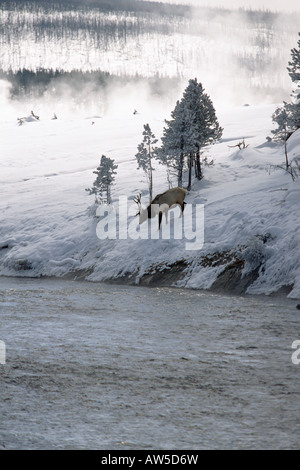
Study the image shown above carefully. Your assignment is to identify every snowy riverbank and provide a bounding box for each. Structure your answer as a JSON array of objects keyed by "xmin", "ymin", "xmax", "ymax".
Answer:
[{"xmin": 1, "ymin": 102, "xmax": 300, "ymax": 298}]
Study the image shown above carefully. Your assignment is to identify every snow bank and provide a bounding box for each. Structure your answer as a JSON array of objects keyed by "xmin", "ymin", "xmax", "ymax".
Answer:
[{"xmin": 0, "ymin": 104, "xmax": 299, "ymax": 298}]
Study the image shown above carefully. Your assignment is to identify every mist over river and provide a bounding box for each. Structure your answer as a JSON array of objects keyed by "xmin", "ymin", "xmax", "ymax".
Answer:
[{"xmin": 0, "ymin": 277, "xmax": 300, "ymax": 449}]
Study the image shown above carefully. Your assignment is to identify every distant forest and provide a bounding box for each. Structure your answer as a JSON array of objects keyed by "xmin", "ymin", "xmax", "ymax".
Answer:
[
  {"xmin": 0, "ymin": 0, "xmax": 285, "ymax": 25},
  {"xmin": 1, "ymin": 0, "xmax": 299, "ymax": 104},
  {"xmin": 0, "ymin": 0, "xmax": 286, "ymax": 22},
  {"xmin": 0, "ymin": 0, "xmax": 191, "ymax": 16},
  {"xmin": 0, "ymin": 68, "xmax": 180, "ymax": 99}
]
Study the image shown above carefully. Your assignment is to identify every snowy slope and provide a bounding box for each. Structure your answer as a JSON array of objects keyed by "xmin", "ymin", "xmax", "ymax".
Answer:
[{"xmin": 0, "ymin": 102, "xmax": 300, "ymax": 298}]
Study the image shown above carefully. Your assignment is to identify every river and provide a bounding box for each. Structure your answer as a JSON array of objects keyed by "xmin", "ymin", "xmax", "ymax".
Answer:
[{"xmin": 0, "ymin": 276, "xmax": 299, "ymax": 449}]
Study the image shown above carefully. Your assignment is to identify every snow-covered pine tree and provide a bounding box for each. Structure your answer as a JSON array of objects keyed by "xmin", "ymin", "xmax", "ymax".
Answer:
[
  {"xmin": 159, "ymin": 99, "xmax": 190, "ymax": 188},
  {"xmin": 182, "ymin": 78, "xmax": 223, "ymax": 188},
  {"xmin": 159, "ymin": 78, "xmax": 222, "ymax": 189},
  {"xmin": 272, "ymin": 32, "xmax": 300, "ymax": 141},
  {"xmin": 288, "ymin": 32, "xmax": 300, "ymax": 83},
  {"xmin": 135, "ymin": 124, "xmax": 158, "ymax": 202},
  {"xmin": 86, "ymin": 155, "xmax": 118, "ymax": 204}
]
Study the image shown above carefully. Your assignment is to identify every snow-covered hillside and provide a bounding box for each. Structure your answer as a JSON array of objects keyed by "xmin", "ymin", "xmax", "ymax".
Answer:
[{"xmin": 0, "ymin": 101, "xmax": 300, "ymax": 298}]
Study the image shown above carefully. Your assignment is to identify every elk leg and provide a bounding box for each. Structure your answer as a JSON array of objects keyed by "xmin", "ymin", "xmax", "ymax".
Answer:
[
  {"xmin": 165, "ymin": 210, "xmax": 168, "ymax": 224},
  {"xmin": 179, "ymin": 201, "xmax": 186, "ymax": 218},
  {"xmin": 158, "ymin": 211, "xmax": 163, "ymax": 230}
]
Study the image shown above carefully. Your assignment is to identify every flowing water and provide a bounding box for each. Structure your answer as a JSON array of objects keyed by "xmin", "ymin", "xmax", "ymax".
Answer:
[{"xmin": 0, "ymin": 276, "xmax": 300, "ymax": 450}]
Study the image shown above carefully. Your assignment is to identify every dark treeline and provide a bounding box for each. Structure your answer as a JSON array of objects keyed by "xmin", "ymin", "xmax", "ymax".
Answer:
[
  {"xmin": 0, "ymin": 68, "xmax": 109, "ymax": 97},
  {"xmin": 0, "ymin": 0, "xmax": 191, "ymax": 17},
  {"xmin": 0, "ymin": 68, "xmax": 284, "ymax": 105},
  {"xmin": 0, "ymin": 68, "xmax": 180, "ymax": 99}
]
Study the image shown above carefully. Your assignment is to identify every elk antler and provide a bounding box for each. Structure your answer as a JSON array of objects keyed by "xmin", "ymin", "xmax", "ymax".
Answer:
[
  {"xmin": 133, "ymin": 193, "xmax": 142, "ymax": 216},
  {"xmin": 133, "ymin": 193, "xmax": 142, "ymax": 205}
]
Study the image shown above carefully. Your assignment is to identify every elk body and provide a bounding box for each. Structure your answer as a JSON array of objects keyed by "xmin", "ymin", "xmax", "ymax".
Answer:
[{"xmin": 134, "ymin": 187, "xmax": 187, "ymax": 230}]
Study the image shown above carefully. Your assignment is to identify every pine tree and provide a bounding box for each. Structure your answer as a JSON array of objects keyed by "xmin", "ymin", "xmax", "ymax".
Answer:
[
  {"xmin": 182, "ymin": 78, "xmax": 223, "ymax": 188},
  {"xmin": 287, "ymin": 32, "xmax": 300, "ymax": 82},
  {"xmin": 135, "ymin": 123, "xmax": 158, "ymax": 202},
  {"xmin": 159, "ymin": 99, "xmax": 190, "ymax": 188},
  {"xmin": 86, "ymin": 155, "xmax": 118, "ymax": 204},
  {"xmin": 159, "ymin": 78, "xmax": 222, "ymax": 189},
  {"xmin": 272, "ymin": 33, "xmax": 300, "ymax": 141}
]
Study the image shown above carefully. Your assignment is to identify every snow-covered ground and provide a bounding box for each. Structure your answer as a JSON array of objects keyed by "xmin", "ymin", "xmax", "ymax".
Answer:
[{"xmin": 1, "ymin": 97, "xmax": 300, "ymax": 298}]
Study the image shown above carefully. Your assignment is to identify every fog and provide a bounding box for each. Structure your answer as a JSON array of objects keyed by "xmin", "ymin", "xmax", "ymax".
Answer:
[
  {"xmin": 148, "ymin": 0, "xmax": 300, "ymax": 13},
  {"xmin": 0, "ymin": 0, "xmax": 299, "ymax": 121},
  {"xmin": 0, "ymin": 79, "xmax": 183, "ymax": 126}
]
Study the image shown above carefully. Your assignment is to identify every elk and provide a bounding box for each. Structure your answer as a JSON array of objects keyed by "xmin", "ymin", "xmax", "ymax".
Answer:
[{"xmin": 134, "ymin": 187, "xmax": 187, "ymax": 230}]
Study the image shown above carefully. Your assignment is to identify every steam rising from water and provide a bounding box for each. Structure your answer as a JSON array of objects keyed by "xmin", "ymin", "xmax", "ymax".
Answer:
[
  {"xmin": 0, "ymin": 2, "xmax": 299, "ymax": 119},
  {"xmin": 0, "ymin": 75, "xmax": 184, "ymax": 123},
  {"xmin": 148, "ymin": 0, "xmax": 300, "ymax": 13}
]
